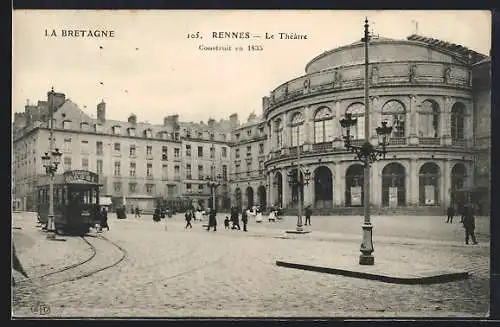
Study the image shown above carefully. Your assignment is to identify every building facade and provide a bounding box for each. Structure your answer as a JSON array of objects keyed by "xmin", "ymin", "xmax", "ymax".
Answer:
[
  {"xmin": 260, "ymin": 35, "xmax": 490, "ymax": 215},
  {"xmin": 12, "ymin": 34, "xmax": 491, "ymax": 215},
  {"xmin": 12, "ymin": 91, "xmax": 235, "ymax": 212}
]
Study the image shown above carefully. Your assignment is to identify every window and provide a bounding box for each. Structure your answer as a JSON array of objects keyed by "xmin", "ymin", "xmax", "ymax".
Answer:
[
  {"xmin": 259, "ymin": 143, "xmax": 264, "ymax": 154},
  {"xmin": 96, "ymin": 159, "xmax": 103, "ymax": 174},
  {"xmin": 274, "ymin": 119, "xmax": 283, "ymax": 149},
  {"xmin": 174, "ymin": 132, "xmax": 180, "ymax": 141},
  {"xmin": 82, "ymin": 158, "xmax": 89, "ymax": 170},
  {"xmin": 114, "ymin": 143, "xmax": 121, "ymax": 153},
  {"xmin": 114, "ymin": 182, "xmax": 122, "ymax": 192},
  {"xmin": 174, "ymin": 165, "xmax": 180, "ymax": 179},
  {"xmin": 63, "ymin": 138, "xmax": 72, "ymax": 153},
  {"xmin": 235, "ymin": 148, "xmax": 240, "ymax": 158},
  {"xmin": 185, "ymin": 144, "xmax": 191, "ymax": 156},
  {"xmin": 162, "ymin": 164, "xmax": 168, "ymax": 180},
  {"xmin": 247, "ymin": 129, "xmax": 252, "ymax": 136},
  {"xmin": 64, "ymin": 157, "xmax": 72, "ymax": 171},
  {"xmin": 174, "ymin": 148, "xmax": 180, "ymax": 158},
  {"xmin": 130, "ymin": 145, "xmax": 136, "ymax": 157},
  {"xmin": 80, "ymin": 122, "xmax": 89, "ymax": 130},
  {"xmin": 259, "ymin": 126, "xmax": 265, "ymax": 135},
  {"xmin": 198, "ymin": 184, "xmax": 204, "ymax": 192},
  {"xmin": 259, "ymin": 161, "xmax": 264, "ymax": 174},
  {"xmin": 146, "ymin": 184, "xmax": 155, "ymax": 194},
  {"xmin": 167, "ymin": 185, "xmax": 175, "ymax": 197},
  {"xmin": 161, "ymin": 132, "xmax": 168, "ymax": 139},
  {"xmin": 162, "ymin": 146, "xmax": 168, "ymax": 160},
  {"xmin": 114, "ymin": 161, "xmax": 121, "ymax": 176},
  {"xmin": 186, "ymin": 164, "xmax": 192, "ymax": 179},
  {"xmin": 63, "ymin": 120, "xmax": 72, "ymax": 129},
  {"xmin": 146, "ymin": 146, "xmax": 152, "ymax": 156},
  {"xmin": 210, "ymin": 133, "xmax": 214, "ymax": 140},
  {"xmin": 129, "ymin": 183, "xmax": 136, "ymax": 193},
  {"xmin": 222, "ymin": 165, "xmax": 227, "ymax": 180},
  {"xmin": 418, "ymin": 100, "xmax": 440, "ymax": 138},
  {"xmin": 246, "ymin": 146, "xmax": 252, "ymax": 156},
  {"xmin": 147, "ymin": 163, "xmax": 153, "ymax": 177},
  {"xmin": 198, "ymin": 165, "xmax": 204, "ymax": 179},
  {"xmin": 186, "ymin": 129, "xmax": 191, "ymax": 138},
  {"xmin": 381, "ymin": 100, "xmax": 406, "ymax": 138},
  {"xmin": 314, "ymin": 107, "xmax": 334, "ymax": 143},
  {"xmin": 210, "ymin": 146, "xmax": 215, "ymax": 159},
  {"xmin": 345, "ymin": 103, "xmax": 365, "ymax": 140},
  {"xmin": 128, "ymin": 128, "xmax": 136, "ymax": 136},
  {"xmin": 145, "ymin": 129, "xmax": 152, "ymax": 138},
  {"xmin": 96, "ymin": 141, "xmax": 103, "ymax": 155},
  {"xmin": 186, "ymin": 184, "xmax": 192, "ymax": 192},
  {"xmin": 94, "ymin": 124, "xmax": 103, "ymax": 133},
  {"xmin": 113, "ymin": 126, "xmax": 121, "ymax": 135},
  {"xmin": 81, "ymin": 140, "xmax": 89, "ymax": 154},
  {"xmin": 235, "ymin": 164, "xmax": 240, "ymax": 177},
  {"xmin": 222, "ymin": 147, "xmax": 227, "ymax": 158},
  {"xmin": 198, "ymin": 146, "xmax": 203, "ymax": 157},
  {"xmin": 290, "ymin": 112, "xmax": 305, "ymax": 146},
  {"xmin": 451, "ymin": 102, "xmax": 466, "ymax": 141},
  {"xmin": 130, "ymin": 162, "xmax": 136, "ymax": 177}
]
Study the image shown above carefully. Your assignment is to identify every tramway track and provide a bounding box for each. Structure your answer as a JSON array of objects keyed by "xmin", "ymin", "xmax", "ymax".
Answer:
[{"xmin": 16, "ymin": 234, "xmax": 127, "ymax": 290}]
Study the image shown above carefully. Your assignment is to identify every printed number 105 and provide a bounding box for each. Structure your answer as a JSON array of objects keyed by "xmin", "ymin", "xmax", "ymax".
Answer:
[{"xmin": 248, "ymin": 45, "xmax": 263, "ymax": 51}]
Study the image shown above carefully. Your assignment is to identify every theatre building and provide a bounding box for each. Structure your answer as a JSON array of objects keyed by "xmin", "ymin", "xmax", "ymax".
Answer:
[{"xmin": 259, "ymin": 35, "xmax": 490, "ymax": 215}]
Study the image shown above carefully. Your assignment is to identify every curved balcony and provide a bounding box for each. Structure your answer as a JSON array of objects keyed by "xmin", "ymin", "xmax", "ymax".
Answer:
[{"xmin": 263, "ymin": 61, "xmax": 471, "ymax": 115}]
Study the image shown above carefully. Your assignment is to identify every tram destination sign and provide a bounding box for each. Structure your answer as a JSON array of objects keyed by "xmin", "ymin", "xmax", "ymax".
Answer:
[{"xmin": 64, "ymin": 170, "xmax": 99, "ymax": 184}]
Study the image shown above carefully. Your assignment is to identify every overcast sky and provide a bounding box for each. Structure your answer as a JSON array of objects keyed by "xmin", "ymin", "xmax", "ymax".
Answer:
[{"xmin": 12, "ymin": 10, "xmax": 491, "ymax": 124}]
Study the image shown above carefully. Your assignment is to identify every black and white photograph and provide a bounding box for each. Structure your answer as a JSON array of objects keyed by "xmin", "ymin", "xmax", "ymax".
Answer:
[{"xmin": 11, "ymin": 10, "xmax": 491, "ymax": 318}]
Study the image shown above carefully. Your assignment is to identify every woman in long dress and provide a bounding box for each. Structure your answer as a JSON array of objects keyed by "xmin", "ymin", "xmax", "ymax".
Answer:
[{"xmin": 255, "ymin": 207, "xmax": 263, "ymax": 223}]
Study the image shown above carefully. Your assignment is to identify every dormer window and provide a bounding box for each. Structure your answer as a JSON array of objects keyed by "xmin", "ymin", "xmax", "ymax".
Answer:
[
  {"xmin": 113, "ymin": 126, "xmax": 121, "ymax": 135},
  {"xmin": 128, "ymin": 128, "xmax": 136, "ymax": 136},
  {"xmin": 235, "ymin": 133, "xmax": 240, "ymax": 140},
  {"xmin": 161, "ymin": 131, "xmax": 168, "ymax": 139},
  {"xmin": 94, "ymin": 124, "xmax": 103, "ymax": 133},
  {"xmin": 198, "ymin": 132, "xmax": 203, "ymax": 139},
  {"xmin": 247, "ymin": 129, "xmax": 252, "ymax": 136},
  {"xmin": 186, "ymin": 130, "xmax": 191, "ymax": 138},
  {"xmin": 145, "ymin": 129, "xmax": 152, "ymax": 138},
  {"xmin": 63, "ymin": 120, "xmax": 72, "ymax": 129},
  {"xmin": 80, "ymin": 122, "xmax": 89, "ymax": 130},
  {"xmin": 258, "ymin": 126, "xmax": 265, "ymax": 135}
]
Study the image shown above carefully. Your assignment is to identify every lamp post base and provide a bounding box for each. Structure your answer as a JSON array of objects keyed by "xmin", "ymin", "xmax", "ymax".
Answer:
[
  {"xmin": 359, "ymin": 254, "xmax": 374, "ymax": 265},
  {"xmin": 46, "ymin": 231, "xmax": 57, "ymax": 240}
]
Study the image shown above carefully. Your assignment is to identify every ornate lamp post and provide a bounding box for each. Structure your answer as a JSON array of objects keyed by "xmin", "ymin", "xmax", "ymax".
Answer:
[
  {"xmin": 285, "ymin": 163, "xmax": 311, "ymax": 233},
  {"xmin": 41, "ymin": 148, "xmax": 62, "ymax": 239},
  {"xmin": 339, "ymin": 18, "xmax": 393, "ymax": 265},
  {"xmin": 205, "ymin": 170, "xmax": 222, "ymax": 212}
]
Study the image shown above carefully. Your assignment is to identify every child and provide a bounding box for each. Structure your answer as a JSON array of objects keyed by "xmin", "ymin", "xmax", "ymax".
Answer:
[{"xmin": 224, "ymin": 216, "xmax": 230, "ymax": 229}]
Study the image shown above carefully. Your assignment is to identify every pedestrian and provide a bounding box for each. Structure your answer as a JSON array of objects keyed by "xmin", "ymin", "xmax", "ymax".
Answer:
[
  {"xmin": 224, "ymin": 216, "xmax": 230, "ymax": 229},
  {"xmin": 100, "ymin": 207, "xmax": 109, "ymax": 231},
  {"xmin": 463, "ymin": 204, "xmax": 478, "ymax": 245},
  {"xmin": 242, "ymin": 210, "xmax": 248, "ymax": 232},
  {"xmin": 268, "ymin": 208, "xmax": 276, "ymax": 222},
  {"xmin": 446, "ymin": 205, "xmax": 455, "ymax": 223},
  {"xmin": 207, "ymin": 210, "xmax": 217, "ymax": 231},
  {"xmin": 135, "ymin": 206, "xmax": 141, "ymax": 218},
  {"xmin": 231, "ymin": 208, "xmax": 241, "ymax": 230},
  {"xmin": 185, "ymin": 209, "xmax": 193, "ymax": 229},
  {"xmin": 304, "ymin": 205, "xmax": 312, "ymax": 226}
]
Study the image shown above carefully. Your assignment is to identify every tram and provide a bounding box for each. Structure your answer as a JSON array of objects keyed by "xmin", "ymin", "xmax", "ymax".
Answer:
[{"xmin": 36, "ymin": 170, "xmax": 102, "ymax": 235}]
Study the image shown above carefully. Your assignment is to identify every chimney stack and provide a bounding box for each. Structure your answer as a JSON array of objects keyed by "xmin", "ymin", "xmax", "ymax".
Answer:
[
  {"xmin": 97, "ymin": 100, "xmax": 106, "ymax": 122},
  {"xmin": 229, "ymin": 113, "xmax": 239, "ymax": 128},
  {"xmin": 128, "ymin": 113, "xmax": 137, "ymax": 124}
]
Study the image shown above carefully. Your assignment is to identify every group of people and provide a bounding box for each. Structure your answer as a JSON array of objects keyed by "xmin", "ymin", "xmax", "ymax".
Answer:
[
  {"xmin": 446, "ymin": 204, "xmax": 478, "ymax": 245},
  {"xmin": 96, "ymin": 206, "xmax": 109, "ymax": 232}
]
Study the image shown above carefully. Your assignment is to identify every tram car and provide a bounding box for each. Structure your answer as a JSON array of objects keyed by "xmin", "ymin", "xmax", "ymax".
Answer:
[{"xmin": 36, "ymin": 170, "xmax": 102, "ymax": 235}]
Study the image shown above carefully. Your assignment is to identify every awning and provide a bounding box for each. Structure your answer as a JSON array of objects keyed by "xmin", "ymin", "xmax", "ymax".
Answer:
[{"xmin": 100, "ymin": 197, "xmax": 112, "ymax": 206}]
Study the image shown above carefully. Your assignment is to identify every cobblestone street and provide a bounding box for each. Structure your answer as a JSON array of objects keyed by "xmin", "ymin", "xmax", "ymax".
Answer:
[{"xmin": 12, "ymin": 212, "xmax": 490, "ymax": 318}]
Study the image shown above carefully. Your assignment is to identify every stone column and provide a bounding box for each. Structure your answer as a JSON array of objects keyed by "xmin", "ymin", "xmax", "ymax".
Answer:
[
  {"xmin": 441, "ymin": 96, "xmax": 452, "ymax": 146},
  {"xmin": 303, "ymin": 105, "xmax": 313, "ymax": 151},
  {"xmin": 442, "ymin": 160, "xmax": 452, "ymax": 207},
  {"xmin": 371, "ymin": 161, "xmax": 382, "ymax": 206},
  {"xmin": 408, "ymin": 95, "xmax": 419, "ymax": 145},
  {"xmin": 268, "ymin": 172, "xmax": 274, "ymax": 206},
  {"xmin": 282, "ymin": 112, "xmax": 290, "ymax": 149},
  {"xmin": 409, "ymin": 159, "xmax": 419, "ymax": 205},
  {"xmin": 267, "ymin": 121, "xmax": 273, "ymax": 152},
  {"xmin": 465, "ymin": 101, "xmax": 473, "ymax": 147},
  {"xmin": 281, "ymin": 169, "xmax": 290, "ymax": 208},
  {"xmin": 333, "ymin": 162, "xmax": 343, "ymax": 206}
]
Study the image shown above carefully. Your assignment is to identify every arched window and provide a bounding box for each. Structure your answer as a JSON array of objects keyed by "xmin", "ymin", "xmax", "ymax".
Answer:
[
  {"xmin": 290, "ymin": 112, "xmax": 305, "ymax": 146},
  {"xmin": 381, "ymin": 100, "xmax": 406, "ymax": 138},
  {"xmin": 273, "ymin": 118, "xmax": 283, "ymax": 149},
  {"xmin": 381, "ymin": 162, "xmax": 406, "ymax": 207},
  {"xmin": 419, "ymin": 163, "xmax": 440, "ymax": 206},
  {"xmin": 345, "ymin": 103, "xmax": 365, "ymax": 139},
  {"xmin": 451, "ymin": 102, "xmax": 466, "ymax": 141},
  {"xmin": 418, "ymin": 100, "xmax": 440, "ymax": 138},
  {"xmin": 314, "ymin": 107, "xmax": 334, "ymax": 143}
]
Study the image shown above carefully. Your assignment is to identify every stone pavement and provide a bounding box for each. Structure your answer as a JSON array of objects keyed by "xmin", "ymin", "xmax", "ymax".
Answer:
[{"xmin": 12, "ymin": 212, "xmax": 490, "ymax": 318}]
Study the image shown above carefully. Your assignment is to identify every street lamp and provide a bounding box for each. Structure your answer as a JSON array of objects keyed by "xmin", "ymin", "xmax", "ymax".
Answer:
[
  {"xmin": 286, "ymin": 166, "xmax": 311, "ymax": 233},
  {"xmin": 205, "ymin": 171, "xmax": 222, "ymax": 212},
  {"xmin": 338, "ymin": 18, "xmax": 393, "ymax": 265}
]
